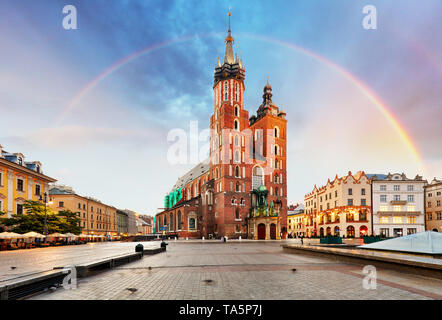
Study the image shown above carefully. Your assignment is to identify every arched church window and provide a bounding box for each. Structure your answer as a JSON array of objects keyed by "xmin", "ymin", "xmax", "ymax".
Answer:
[
  {"xmin": 224, "ymin": 81, "xmax": 228, "ymax": 101},
  {"xmin": 235, "ymin": 166, "xmax": 240, "ymax": 178},
  {"xmin": 234, "ymin": 151, "xmax": 240, "ymax": 163},
  {"xmin": 274, "ymin": 127, "xmax": 279, "ymax": 138},
  {"xmin": 177, "ymin": 211, "xmax": 182, "ymax": 230},
  {"xmin": 189, "ymin": 217, "xmax": 196, "ymax": 230},
  {"xmin": 234, "ymin": 105, "xmax": 239, "ymax": 117},
  {"xmin": 234, "ymin": 135, "xmax": 239, "ymax": 146},
  {"xmin": 234, "ymin": 119, "xmax": 239, "ymax": 131},
  {"xmin": 235, "ymin": 207, "xmax": 240, "ymax": 219},
  {"xmin": 235, "ymin": 83, "xmax": 239, "ymax": 101}
]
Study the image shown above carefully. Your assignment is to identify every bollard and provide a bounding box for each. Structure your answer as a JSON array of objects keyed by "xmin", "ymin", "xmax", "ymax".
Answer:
[
  {"xmin": 186, "ymin": 237, "xmax": 188, "ymax": 240},
  {"xmin": 161, "ymin": 241, "xmax": 168, "ymax": 251},
  {"xmin": 239, "ymin": 236, "xmax": 242, "ymax": 241},
  {"xmin": 135, "ymin": 243, "xmax": 144, "ymax": 256},
  {"xmin": 202, "ymin": 236, "xmax": 205, "ymax": 241},
  {"xmin": 174, "ymin": 237, "xmax": 177, "ymax": 241}
]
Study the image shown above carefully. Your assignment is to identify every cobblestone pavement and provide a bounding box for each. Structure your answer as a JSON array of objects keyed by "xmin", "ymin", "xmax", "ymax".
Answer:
[
  {"xmin": 30, "ymin": 241, "xmax": 442, "ymax": 300},
  {"xmin": 0, "ymin": 241, "xmax": 159, "ymax": 282}
]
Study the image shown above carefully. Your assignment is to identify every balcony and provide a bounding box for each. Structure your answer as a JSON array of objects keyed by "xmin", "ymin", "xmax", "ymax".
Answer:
[{"xmin": 390, "ymin": 200, "xmax": 407, "ymax": 205}]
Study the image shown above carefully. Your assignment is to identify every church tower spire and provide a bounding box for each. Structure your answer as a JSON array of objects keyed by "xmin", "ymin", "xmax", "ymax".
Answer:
[
  {"xmin": 213, "ymin": 10, "xmax": 245, "ymax": 88},
  {"xmin": 224, "ymin": 11, "xmax": 235, "ymax": 64}
]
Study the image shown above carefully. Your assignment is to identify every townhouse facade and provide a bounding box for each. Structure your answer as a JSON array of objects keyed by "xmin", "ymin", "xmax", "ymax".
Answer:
[
  {"xmin": 424, "ymin": 178, "xmax": 442, "ymax": 232},
  {"xmin": 49, "ymin": 185, "xmax": 117, "ymax": 236},
  {"xmin": 304, "ymin": 171, "xmax": 372, "ymax": 238},
  {"xmin": 371, "ymin": 173, "xmax": 426, "ymax": 237},
  {"xmin": 0, "ymin": 144, "xmax": 57, "ymax": 218}
]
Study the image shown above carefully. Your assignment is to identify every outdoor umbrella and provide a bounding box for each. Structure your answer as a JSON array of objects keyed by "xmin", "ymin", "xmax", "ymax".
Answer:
[
  {"xmin": 47, "ymin": 233, "xmax": 69, "ymax": 238},
  {"xmin": 23, "ymin": 232, "xmax": 45, "ymax": 239},
  {"xmin": 0, "ymin": 232, "xmax": 23, "ymax": 239},
  {"xmin": 64, "ymin": 233, "xmax": 78, "ymax": 241}
]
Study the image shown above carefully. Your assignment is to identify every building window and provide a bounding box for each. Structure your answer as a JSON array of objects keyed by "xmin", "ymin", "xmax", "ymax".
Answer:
[
  {"xmin": 234, "ymin": 151, "xmax": 240, "ymax": 163},
  {"xmin": 392, "ymin": 216, "xmax": 402, "ymax": 223},
  {"xmin": 407, "ymin": 228, "xmax": 417, "ymax": 235},
  {"xmin": 17, "ymin": 204, "xmax": 24, "ymax": 215},
  {"xmin": 274, "ymin": 127, "xmax": 279, "ymax": 138},
  {"xmin": 189, "ymin": 217, "xmax": 196, "ymax": 230},
  {"xmin": 437, "ymin": 212, "xmax": 442, "ymax": 220},
  {"xmin": 17, "ymin": 179, "xmax": 24, "ymax": 192},
  {"xmin": 380, "ymin": 228, "xmax": 389, "ymax": 237},
  {"xmin": 393, "ymin": 205, "xmax": 401, "ymax": 212},
  {"xmin": 407, "ymin": 205, "xmax": 415, "ymax": 212},
  {"xmin": 394, "ymin": 195, "xmax": 400, "ymax": 201},
  {"xmin": 224, "ymin": 82, "xmax": 228, "ymax": 101},
  {"xmin": 235, "ymin": 208, "xmax": 240, "ymax": 220},
  {"xmin": 347, "ymin": 199, "xmax": 353, "ymax": 206},
  {"xmin": 380, "ymin": 194, "xmax": 387, "ymax": 203},
  {"xmin": 407, "ymin": 185, "xmax": 414, "ymax": 191},
  {"xmin": 235, "ymin": 83, "xmax": 239, "ymax": 101},
  {"xmin": 348, "ymin": 188, "xmax": 352, "ymax": 195},
  {"xmin": 380, "ymin": 216, "xmax": 389, "ymax": 224},
  {"xmin": 407, "ymin": 195, "xmax": 414, "ymax": 203},
  {"xmin": 361, "ymin": 188, "xmax": 366, "ymax": 195},
  {"xmin": 234, "ymin": 135, "xmax": 239, "ymax": 146},
  {"xmin": 234, "ymin": 105, "xmax": 239, "ymax": 117},
  {"xmin": 406, "ymin": 216, "xmax": 416, "ymax": 224},
  {"xmin": 380, "ymin": 185, "xmax": 386, "ymax": 191},
  {"xmin": 59, "ymin": 202, "xmax": 64, "ymax": 208},
  {"xmin": 394, "ymin": 185, "xmax": 400, "ymax": 191},
  {"xmin": 18, "ymin": 157, "xmax": 23, "ymax": 166},
  {"xmin": 234, "ymin": 119, "xmax": 239, "ymax": 131},
  {"xmin": 35, "ymin": 185, "xmax": 41, "ymax": 196},
  {"xmin": 437, "ymin": 200, "xmax": 441, "ymax": 207}
]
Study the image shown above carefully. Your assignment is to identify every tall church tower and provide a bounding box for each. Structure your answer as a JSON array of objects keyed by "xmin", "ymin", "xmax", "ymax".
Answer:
[{"xmin": 209, "ymin": 12, "xmax": 251, "ymax": 238}]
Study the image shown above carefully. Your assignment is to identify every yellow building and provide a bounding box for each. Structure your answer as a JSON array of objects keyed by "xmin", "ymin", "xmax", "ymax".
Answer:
[
  {"xmin": 287, "ymin": 204, "xmax": 306, "ymax": 237},
  {"xmin": 304, "ymin": 171, "xmax": 372, "ymax": 238},
  {"xmin": 425, "ymin": 178, "xmax": 442, "ymax": 232},
  {"xmin": 0, "ymin": 144, "xmax": 57, "ymax": 218},
  {"xmin": 49, "ymin": 185, "xmax": 117, "ymax": 236}
]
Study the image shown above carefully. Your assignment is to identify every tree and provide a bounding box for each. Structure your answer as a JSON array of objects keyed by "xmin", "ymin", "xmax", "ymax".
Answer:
[
  {"xmin": 0, "ymin": 201, "xmax": 81, "ymax": 235},
  {"xmin": 57, "ymin": 210, "xmax": 82, "ymax": 234}
]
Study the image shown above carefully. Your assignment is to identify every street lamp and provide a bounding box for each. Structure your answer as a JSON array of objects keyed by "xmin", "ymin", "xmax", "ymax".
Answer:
[{"xmin": 39, "ymin": 192, "xmax": 48, "ymax": 241}]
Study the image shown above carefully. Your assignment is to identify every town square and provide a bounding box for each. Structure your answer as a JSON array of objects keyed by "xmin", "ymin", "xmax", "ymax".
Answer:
[{"xmin": 0, "ymin": 0, "xmax": 441, "ymax": 309}]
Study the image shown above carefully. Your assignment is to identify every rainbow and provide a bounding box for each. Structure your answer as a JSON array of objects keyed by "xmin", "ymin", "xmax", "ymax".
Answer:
[{"xmin": 56, "ymin": 32, "xmax": 426, "ymax": 172}]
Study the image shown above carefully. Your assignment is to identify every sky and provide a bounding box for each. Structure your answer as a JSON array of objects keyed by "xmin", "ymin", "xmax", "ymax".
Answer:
[{"xmin": 0, "ymin": 0, "xmax": 441, "ymax": 214}]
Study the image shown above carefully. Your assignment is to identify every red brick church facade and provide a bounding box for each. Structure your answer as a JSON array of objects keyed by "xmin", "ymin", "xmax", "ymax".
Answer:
[{"xmin": 156, "ymin": 14, "xmax": 288, "ymax": 239}]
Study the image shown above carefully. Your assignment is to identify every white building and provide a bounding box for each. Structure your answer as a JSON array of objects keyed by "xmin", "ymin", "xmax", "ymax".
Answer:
[{"xmin": 371, "ymin": 173, "xmax": 426, "ymax": 238}]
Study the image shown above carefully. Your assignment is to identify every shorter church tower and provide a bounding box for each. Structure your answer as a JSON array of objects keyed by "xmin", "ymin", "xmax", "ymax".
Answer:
[{"xmin": 248, "ymin": 80, "xmax": 288, "ymax": 239}]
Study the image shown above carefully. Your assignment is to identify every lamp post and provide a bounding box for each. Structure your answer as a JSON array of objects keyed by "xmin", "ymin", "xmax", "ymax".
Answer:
[{"xmin": 39, "ymin": 192, "xmax": 48, "ymax": 242}]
